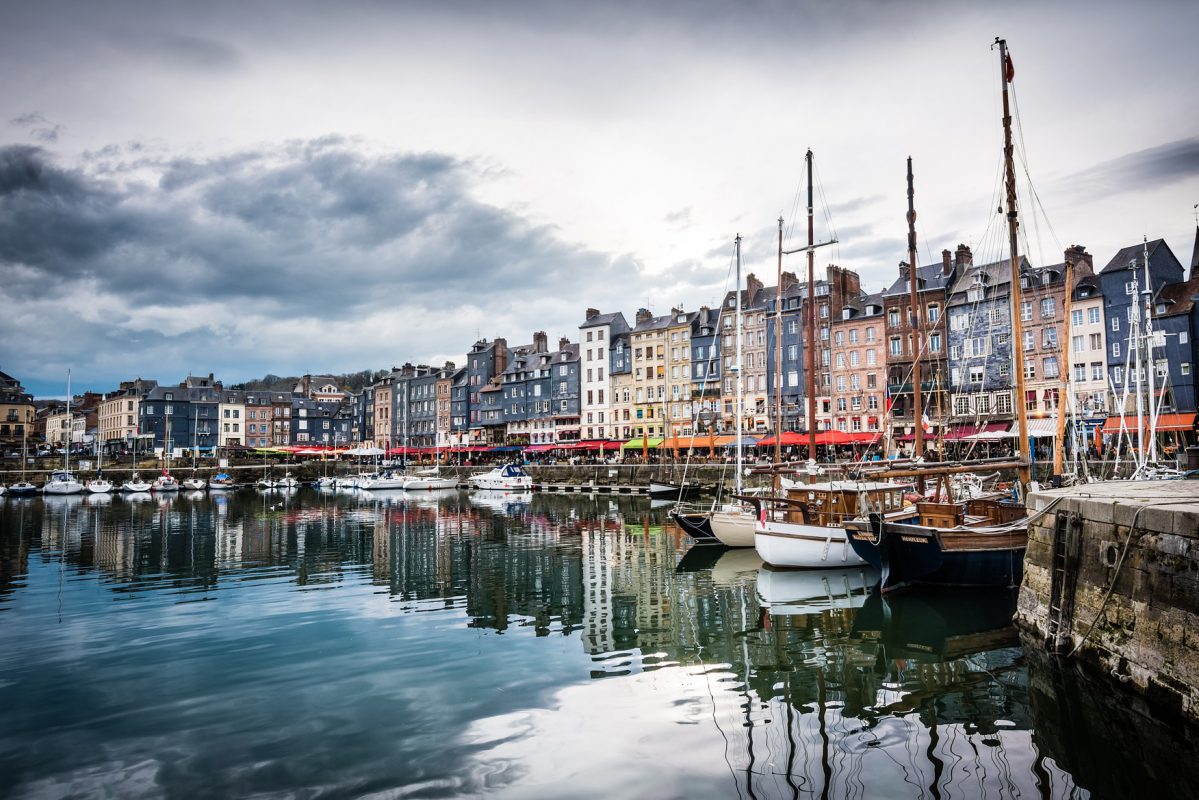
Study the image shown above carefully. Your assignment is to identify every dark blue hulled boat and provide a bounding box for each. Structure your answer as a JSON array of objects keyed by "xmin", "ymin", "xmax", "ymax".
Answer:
[{"xmin": 848, "ymin": 497, "xmax": 1027, "ymax": 593}]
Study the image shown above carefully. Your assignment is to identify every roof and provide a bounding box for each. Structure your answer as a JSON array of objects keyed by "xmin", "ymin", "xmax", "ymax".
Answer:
[
  {"xmin": 580, "ymin": 311, "xmax": 630, "ymax": 332},
  {"xmin": 1152, "ymin": 275, "xmax": 1199, "ymax": 318},
  {"xmin": 631, "ymin": 313, "xmax": 672, "ymax": 333},
  {"xmin": 881, "ymin": 261, "xmax": 956, "ymax": 297},
  {"xmin": 946, "ymin": 256, "xmax": 1023, "ymax": 300},
  {"xmin": 1100, "ymin": 238, "xmax": 1167, "ymax": 274}
]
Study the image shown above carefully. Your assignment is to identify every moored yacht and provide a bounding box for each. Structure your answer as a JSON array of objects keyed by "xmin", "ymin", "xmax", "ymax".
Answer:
[
  {"xmin": 43, "ymin": 469, "xmax": 84, "ymax": 495},
  {"xmin": 468, "ymin": 464, "xmax": 532, "ymax": 491},
  {"xmin": 121, "ymin": 473, "xmax": 152, "ymax": 493}
]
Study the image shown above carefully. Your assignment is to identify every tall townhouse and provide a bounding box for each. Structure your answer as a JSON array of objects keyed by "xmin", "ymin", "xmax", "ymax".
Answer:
[
  {"xmin": 1068, "ymin": 276, "xmax": 1111, "ymax": 421},
  {"xmin": 884, "ymin": 248, "xmax": 962, "ymax": 437},
  {"xmin": 403, "ymin": 364, "xmax": 444, "ymax": 449},
  {"xmin": 549, "ymin": 338, "xmax": 581, "ymax": 444},
  {"xmin": 1151, "ymin": 271, "xmax": 1199, "ymax": 415},
  {"xmin": 436, "ymin": 368, "xmax": 460, "ymax": 449},
  {"xmin": 829, "ymin": 293, "xmax": 885, "ymax": 435},
  {"xmin": 764, "ymin": 272, "xmax": 804, "ymax": 432},
  {"xmin": 290, "ymin": 398, "xmax": 350, "ymax": 445},
  {"xmin": 665, "ymin": 308, "xmax": 698, "ymax": 437},
  {"xmin": 372, "ymin": 380, "xmax": 393, "ymax": 450},
  {"xmin": 465, "ymin": 338, "xmax": 509, "ymax": 445},
  {"xmin": 946, "ymin": 256, "xmax": 1021, "ymax": 426},
  {"xmin": 629, "ymin": 309, "xmax": 671, "ymax": 438},
  {"xmin": 803, "ymin": 265, "xmax": 861, "ymax": 431},
  {"xmin": 718, "ymin": 273, "xmax": 770, "ymax": 433},
  {"xmin": 244, "ymin": 393, "xmax": 272, "ymax": 448},
  {"xmin": 449, "ymin": 370, "xmax": 469, "ymax": 447},
  {"xmin": 609, "ymin": 330, "xmax": 635, "ymax": 440},
  {"xmin": 1097, "ymin": 239, "xmax": 1187, "ymax": 414},
  {"xmin": 501, "ymin": 335, "xmax": 548, "ymax": 446},
  {"xmin": 0, "ymin": 370, "xmax": 36, "ymax": 450},
  {"xmin": 98, "ymin": 378, "xmax": 157, "ymax": 452},
  {"xmin": 218, "ymin": 390, "xmax": 246, "ymax": 447},
  {"xmin": 579, "ymin": 309, "xmax": 628, "ymax": 441},
  {"xmin": 688, "ymin": 307, "xmax": 721, "ymax": 435}
]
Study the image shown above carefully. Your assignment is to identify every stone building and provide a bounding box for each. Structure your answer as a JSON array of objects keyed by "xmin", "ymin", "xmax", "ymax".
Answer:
[{"xmin": 829, "ymin": 293, "xmax": 885, "ymax": 435}]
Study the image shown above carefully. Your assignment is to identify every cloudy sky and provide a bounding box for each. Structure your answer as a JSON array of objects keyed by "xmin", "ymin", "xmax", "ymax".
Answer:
[{"xmin": 2, "ymin": 0, "xmax": 1197, "ymax": 397}]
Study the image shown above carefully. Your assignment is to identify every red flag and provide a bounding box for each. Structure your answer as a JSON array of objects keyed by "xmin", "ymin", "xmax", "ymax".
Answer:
[{"xmin": 1005, "ymin": 54, "xmax": 1015, "ymax": 83}]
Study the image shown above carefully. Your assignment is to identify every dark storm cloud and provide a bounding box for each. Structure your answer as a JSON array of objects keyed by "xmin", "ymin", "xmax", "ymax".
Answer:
[
  {"xmin": 0, "ymin": 140, "xmax": 629, "ymax": 312},
  {"xmin": 1058, "ymin": 137, "xmax": 1199, "ymax": 197}
]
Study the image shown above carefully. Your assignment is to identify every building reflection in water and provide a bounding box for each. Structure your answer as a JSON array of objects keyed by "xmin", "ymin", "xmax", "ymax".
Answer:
[{"xmin": 2, "ymin": 489, "xmax": 1180, "ymax": 797}]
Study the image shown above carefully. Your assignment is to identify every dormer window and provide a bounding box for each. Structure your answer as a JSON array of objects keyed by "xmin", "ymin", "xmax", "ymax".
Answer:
[{"xmin": 677, "ymin": 314, "xmax": 686, "ymax": 323}]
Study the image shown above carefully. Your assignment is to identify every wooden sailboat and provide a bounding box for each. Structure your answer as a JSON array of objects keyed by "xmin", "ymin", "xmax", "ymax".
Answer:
[{"xmin": 843, "ymin": 38, "xmax": 1036, "ymax": 592}]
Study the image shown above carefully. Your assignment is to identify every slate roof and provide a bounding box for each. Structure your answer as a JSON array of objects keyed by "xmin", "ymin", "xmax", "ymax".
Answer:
[
  {"xmin": 1100, "ymin": 238, "xmax": 1167, "ymax": 274},
  {"xmin": 580, "ymin": 311, "xmax": 630, "ymax": 332},
  {"xmin": 881, "ymin": 261, "xmax": 956, "ymax": 297},
  {"xmin": 1152, "ymin": 275, "xmax": 1199, "ymax": 318}
]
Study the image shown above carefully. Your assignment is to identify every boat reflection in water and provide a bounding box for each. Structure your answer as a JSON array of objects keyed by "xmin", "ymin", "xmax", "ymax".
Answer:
[{"xmin": 0, "ymin": 489, "xmax": 1155, "ymax": 798}]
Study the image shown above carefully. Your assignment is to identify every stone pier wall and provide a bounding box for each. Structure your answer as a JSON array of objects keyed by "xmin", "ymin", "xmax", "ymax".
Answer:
[{"xmin": 1019, "ymin": 480, "xmax": 1199, "ymax": 720}]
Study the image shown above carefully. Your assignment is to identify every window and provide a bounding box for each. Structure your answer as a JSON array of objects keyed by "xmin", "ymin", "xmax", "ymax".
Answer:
[
  {"xmin": 969, "ymin": 366, "xmax": 984, "ymax": 384},
  {"xmin": 866, "ymin": 349, "xmax": 876, "ymax": 365},
  {"xmin": 1041, "ymin": 298, "xmax": 1056, "ymax": 318},
  {"xmin": 950, "ymin": 313, "xmax": 969, "ymax": 332},
  {"xmin": 970, "ymin": 338, "xmax": 989, "ymax": 357},
  {"xmin": 1125, "ymin": 281, "xmax": 1135, "ymax": 295},
  {"xmin": 1074, "ymin": 364, "xmax": 1086, "ymax": 382},
  {"xmin": 867, "ymin": 373, "xmax": 877, "ymax": 389},
  {"xmin": 835, "ymin": 353, "xmax": 845, "ymax": 368},
  {"xmin": 1023, "ymin": 331, "xmax": 1035, "ymax": 352},
  {"xmin": 976, "ymin": 395, "xmax": 991, "ymax": 414},
  {"xmin": 996, "ymin": 392, "xmax": 1012, "ymax": 414},
  {"xmin": 1044, "ymin": 356, "xmax": 1059, "ymax": 379},
  {"xmin": 929, "ymin": 333, "xmax": 942, "ymax": 353},
  {"xmin": 927, "ymin": 304, "xmax": 940, "ymax": 322},
  {"xmin": 849, "ymin": 330, "xmax": 858, "ymax": 344},
  {"xmin": 1113, "ymin": 366, "xmax": 1123, "ymax": 384},
  {"xmin": 1112, "ymin": 342, "xmax": 1121, "ymax": 358},
  {"xmin": 954, "ymin": 396, "xmax": 970, "ymax": 415},
  {"xmin": 835, "ymin": 331, "xmax": 844, "ymax": 345},
  {"xmin": 849, "ymin": 351, "xmax": 859, "ymax": 366},
  {"xmin": 1089, "ymin": 333, "xmax": 1102, "ymax": 350},
  {"xmin": 866, "ymin": 327, "xmax": 876, "ymax": 342},
  {"xmin": 989, "ymin": 308, "xmax": 1005, "ymax": 325},
  {"xmin": 1072, "ymin": 335, "xmax": 1084, "ymax": 353},
  {"xmin": 1182, "ymin": 331, "xmax": 1190, "ymax": 345},
  {"xmin": 950, "ymin": 345, "xmax": 961, "ymax": 361},
  {"xmin": 1183, "ymin": 363, "xmax": 1192, "ymax": 376},
  {"xmin": 1043, "ymin": 328, "xmax": 1057, "ymax": 348},
  {"xmin": 1071, "ymin": 309, "xmax": 1084, "ymax": 327},
  {"xmin": 1021, "ymin": 301, "xmax": 1032, "ymax": 322},
  {"xmin": 888, "ymin": 309, "xmax": 900, "ymax": 327},
  {"xmin": 1025, "ymin": 363, "xmax": 1036, "ymax": 380},
  {"xmin": 889, "ymin": 337, "xmax": 902, "ymax": 356},
  {"xmin": 1090, "ymin": 363, "xmax": 1103, "ymax": 381},
  {"xmin": 1111, "ymin": 316, "xmax": 1120, "ymax": 332},
  {"xmin": 1088, "ymin": 307, "xmax": 1100, "ymax": 324}
]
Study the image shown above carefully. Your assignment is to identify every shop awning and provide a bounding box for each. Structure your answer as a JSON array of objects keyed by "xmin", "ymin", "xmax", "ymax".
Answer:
[
  {"xmin": 1027, "ymin": 419, "xmax": 1057, "ymax": 438},
  {"xmin": 525, "ymin": 444, "xmax": 558, "ymax": 452},
  {"xmin": 1102, "ymin": 412, "xmax": 1196, "ymax": 434},
  {"xmin": 621, "ymin": 437, "xmax": 664, "ymax": 450},
  {"xmin": 755, "ymin": 431, "xmax": 808, "ymax": 447}
]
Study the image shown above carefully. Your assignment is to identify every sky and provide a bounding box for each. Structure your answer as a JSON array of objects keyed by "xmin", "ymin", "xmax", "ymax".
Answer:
[{"xmin": 2, "ymin": 0, "xmax": 1197, "ymax": 398}]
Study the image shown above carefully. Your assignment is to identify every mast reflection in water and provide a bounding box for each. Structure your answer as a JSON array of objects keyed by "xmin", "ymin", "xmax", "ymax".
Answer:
[{"xmin": 0, "ymin": 489, "xmax": 1176, "ymax": 798}]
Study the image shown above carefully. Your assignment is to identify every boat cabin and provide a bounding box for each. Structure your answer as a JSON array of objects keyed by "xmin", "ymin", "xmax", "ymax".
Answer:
[{"xmin": 782, "ymin": 481, "xmax": 910, "ymax": 527}]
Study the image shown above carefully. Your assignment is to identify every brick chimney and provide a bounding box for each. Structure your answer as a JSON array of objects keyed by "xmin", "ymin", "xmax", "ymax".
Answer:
[
  {"xmin": 635, "ymin": 308, "xmax": 653, "ymax": 325},
  {"xmin": 746, "ymin": 272, "xmax": 764, "ymax": 302},
  {"xmin": 780, "ymin": 271, "xmax": 799, "ymax": 291},
  {"xmin": 443, "ymin": 360, "xmax": 456, "ymax": 371},
  {"xmin": 898, "ymin": 261, "xmax": 910, "ymax": 282},
  {"xmin": 533, "ymin": 331, "xmax": 548, "ymax": 352},
  {"xmin": 493, "ymin": 338, "xmax": 508, "ymax": 373},
  {"xmin": 1064, "ymin": 244, "xmax": 1094, "ymax": 278},
  {"xmin": 302, "ymin": 374, "xmax": 311, "ymax": 397},
  {"xmin": 942, "ymin": 249, "xmax": 953, "ymax": 276},
  {"xmin": 559, "ymin": 336, "xmax": 570, "ymax": 351},
  {"xmin": 954, "ymin": 244, "xmax": 973, "ymax": 269},
  {"xmin": 585, "ymin": 308, "xmax": 600, "ymax": 321}
]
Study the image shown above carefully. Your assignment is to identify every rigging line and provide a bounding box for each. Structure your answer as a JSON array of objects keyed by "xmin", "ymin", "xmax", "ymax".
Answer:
[
  {"xmin": 1010, "ymin": 83, "xmax": 1064, "ymax": 258},
  {"xmin": 811, "ymin": 157, "xmax": 840, "ymax": 263}
]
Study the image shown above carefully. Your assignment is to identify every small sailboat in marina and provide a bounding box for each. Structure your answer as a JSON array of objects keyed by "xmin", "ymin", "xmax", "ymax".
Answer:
[
  {"xmin": 9, "ymin": 426, "xmax": 39, "ymax": 496},
  {"xmin": 208, "ymin": 471, "xmax": 236, "ymax": 490},
  {"xmin": 43, "ymin": 371, "xmax": 83, "ymax": 495},
  {"xmin": 151, "ymin": 412, "xmax": 179, "ymax": 492},
  {"xmin": 85, "ymin": 433, "xmax": 113, "ymax": 494},
  {"xmin": 180, "ymin": 408, "xmax": 206, "ymax": 489},
  {"xmin": 402, "ymin": 466, "xmax": 458, "ymax": 490},
  {"xmin": 119, "ymin": 429, "xmax": 151, "ymax": 492}
]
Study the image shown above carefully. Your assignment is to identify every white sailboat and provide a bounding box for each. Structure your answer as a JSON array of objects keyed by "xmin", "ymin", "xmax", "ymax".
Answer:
[
  {"xmin": 120, "ymin": 432, "xmax": 152, "ymax": 492},
  {"xmin": 43, "ymin": 371, "xmax": 83, "ymax": 495},
  {"xmin": 85, "ymin": 427, "xmax": 114, "ymax": 493},
  {"xmin": 151, "ymin": 412, "xmax": 179, "ymax": 492},
  {"xmin": 181, "ymin": 407, "xmax": 207, "ymax": 490},
  {"xmin": 9, "ymin": 426, "xmax": 39, "ymax": 495}
]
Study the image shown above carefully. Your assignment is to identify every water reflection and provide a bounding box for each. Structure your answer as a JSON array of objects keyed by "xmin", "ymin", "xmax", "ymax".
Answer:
[{"xmin": 0, "ymin": 490, "xmax": 1173, "ymax": 797}]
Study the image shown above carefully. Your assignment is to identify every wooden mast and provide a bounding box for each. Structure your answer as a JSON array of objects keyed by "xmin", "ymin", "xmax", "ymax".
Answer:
[
  {"xmin": 775, "ymin": 216, "xmax": 784, "ymax": 472},
  {"xmin": 906, "ymin": 156, "xmax": 925, "ymax": 461},
  {"xmin": 997, "ymin": 37, "xmax": 1032, "ymax": 488},
  {"xmin": 805, "ymin": 149, "xmax": 818, "ymax": 464},
  {"xmin": 1053, "ymin": 258, "xmax": 1073, "ymax": 478}
]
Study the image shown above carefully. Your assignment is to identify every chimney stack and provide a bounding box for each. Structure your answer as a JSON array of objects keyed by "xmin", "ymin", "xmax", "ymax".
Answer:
[
  {"xmin": 942, "ymin": 249, "xmax": 953, "ymax": 276},
  {"xmin": 746, "ymin": 272, "xmax": 764, "ymax": 302},
  {"xmin": 635, "ymin": 308, "xmax": 653, "ymax": 325},
  {"xmin": 559, "ymin": 336, "xmax": 570, "ymax": 351},
  {"xmin": 1064, "ymin": 244, "xmax": 1094, "ymax": 278},
  {"xmin": 780, "ymin": 271, "xmax": 799, "ymax": 291},
  {"xmin": 585, "ymin": 308, "xmax": 600, "ymax": 321},
  {"xmin": 533, "ymin": 331, "xmax": 548, "ymax": 353},
  {"xmin": 954, "ymin": 244, "xmax": 973, "ymax": 269}
]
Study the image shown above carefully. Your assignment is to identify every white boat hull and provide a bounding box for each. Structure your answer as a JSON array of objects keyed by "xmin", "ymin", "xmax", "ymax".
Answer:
[
  {"xmin": 121, "ymin": 481, "xmax": 152, "ymax": 493},
  {"xmin": 85, "ymin": 480, "xmax": 114, "ymax": 494},
  {"xmin": 756, "ymin": 565, "xmax": 879, "ymax": 613},
  {"xmin": 359, "ymin": 477, "xmax": 407, "ymax": 490},
  {"xmin": 181, "ymin": 478, "xmax": 207, "ymax": 491},
  {"xmin": 403, "ymin": 477, "xmax": 458, "ymax": 490},
  {"xmin": 710, "ymin": 508, "xmax": 757, "ymax": 548},
  {"xmin": 152, "ymin": 479, "xmax": 180, "ymax": 492},
  {"xmin": 44, "ymin": 481, "xmax": 83, "ymax": 495},
  {"xmin": 754, "ymin": 520, "xmax": 866, "ymax": 569}
]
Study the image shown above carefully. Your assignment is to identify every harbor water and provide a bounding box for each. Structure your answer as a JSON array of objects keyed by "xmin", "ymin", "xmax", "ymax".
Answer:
[{"xmin": 0, "ymin": 489, "xmax": 1190, "ymax": 799}]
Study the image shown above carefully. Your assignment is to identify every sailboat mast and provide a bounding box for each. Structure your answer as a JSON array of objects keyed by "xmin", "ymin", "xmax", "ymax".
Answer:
[
  {"xmin": 1053, "ymin": 259, "xmax": 1073, "ymax": 478},
  {"xmin": 1131, "ymin": 258, "xmax": 1145, "ymax": 467},
  {"xmin": 805, "ymin": 150, "xmax": 818, "ymax": 463},
  {"xmin": 1141, "ymin": 237, "xmax": 1158, "ymax": 463},
  {"xmin": 906, "ymin": 156, "xmax": 925, "ymax": 459},
  {"xmin": 997, "ymin": 37, "xmax": 1032, "ymax": 487},
  {"xmin": 775, "ymin": 217, "xmax": 784, "ymax": 470},
  {"xmin": 734, "ymin": 234, "xmax": 744, "ymax": 496},
  {"xmin": 64, "ymin": 369, "xmax": 71, "ymax": 472}
]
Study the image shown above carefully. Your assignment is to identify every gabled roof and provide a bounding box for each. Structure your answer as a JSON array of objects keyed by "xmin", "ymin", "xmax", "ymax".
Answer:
[
  {"xmin": 1152, "ymin": 275, "xmax": 1199, "ymax": 318},
  {"xmin": 580, "ymin": 311, "xmax": 630, "ymax": 332},
  {"xmin": 631, "ymin": 313, "xmax": 672, "ymax": 333},
  {"xmin": 1100, "ymin": 238, "xmax": 1168, "ymax": 274}
]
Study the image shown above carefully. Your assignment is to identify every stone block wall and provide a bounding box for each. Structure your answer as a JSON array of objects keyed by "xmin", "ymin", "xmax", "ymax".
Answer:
[{"xmin": 1018, "ymin": 480, "xmax": 1199, "ymax": 720}]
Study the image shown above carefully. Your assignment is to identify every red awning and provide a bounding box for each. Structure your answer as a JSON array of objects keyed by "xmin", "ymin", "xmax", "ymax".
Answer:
[
  {"xmin": 525, "ymin": 444, "xmax": 558, "ymax": 452},
  {"xmin": 755, "ymin": 431, "xmax": 809, "ymax": 447}
]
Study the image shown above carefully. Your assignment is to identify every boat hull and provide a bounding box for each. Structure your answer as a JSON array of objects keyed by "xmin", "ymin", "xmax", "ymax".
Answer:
[
  {"xmin": 85, "ymin": 481, "xmax": 114, "ymax": 494},
  {"xmin": 709, "ymin": 509, "xmax": 756, "ymax": 548},
  {"xmin": 669, "ymin": 511, "xmax": 722, "ymax": 544},
  {"xmin": 874, "ymin": 520, "xmax": 1027, "ymax": 593},
  {"xmin": 121, "ymin": 482, "xmax": 151, "ymax": 493},
  {"xmin": 403, "ymin": 477, "xmax": 458, "ymax": 490},
  {"xmin": 754, "ymin": 521, "xmax": 866, "ymax": 569},
  {"xmin": 43, "ymin": 481, "xmax": 83, "ymax": 495},
  {"xmin": 7, "ymin": 482, "xmax": 40, "ymax": 496},
  {"xmin": 757, "ymin": 564, "xmax": 879, "ymax": 613}
]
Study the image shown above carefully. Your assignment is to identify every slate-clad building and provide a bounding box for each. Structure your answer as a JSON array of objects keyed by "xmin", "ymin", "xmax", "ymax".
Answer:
[
  {"xmin": 946, "ymin": 255, "xmax": 1022, "ymax": 424},
  {"xmin": 466, "ymin": 338, "xmax": 508, "ymax": 445},
  {"xmin": 139, "ymin": 374, "xmax": 224, "ymax": 455}
]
